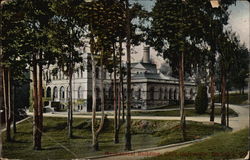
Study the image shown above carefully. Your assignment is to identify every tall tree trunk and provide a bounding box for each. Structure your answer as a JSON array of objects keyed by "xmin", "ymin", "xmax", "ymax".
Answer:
[
  {"xmin": 38, "ymin": 54, "xmax": 43, "ymax": 144},
  {"xmin": 179, "ymin": 51, "xmax": 186, "ymax": 140},
  {"xmin": 12, "ymin": 84, "xmax": 16, "ymax": 134},
  {"xmin": 125, "ymin": 0, "xmax": 132, "ymax": 151},
  {"xmin": 226, "ymin": 88, "xmax": 229, "ymax": 127},
  {"xmin": 119, "ymin": 36, "xmax": 125, "ymax": 123},
  {"xmin": 210, "ymin": 69, "xmax": 215, "ymax": 122},
  {"xmin": 3, "ymin": 68, "xmax": 11, "ymax": 142},
  {"xmin": 68, "ymin": 65, "xmax": 73, "ymax": 138},
  {"xmin": 91, "ymin": 51, "xmax": 98, "ymax": 150},
  {"xmin": 0, "ymin": 65, "xmax": 3, "ymax": 158},
  {"xmin": 221, "ymin": 67, "xmax": 226, "ymax": 126},
  {"xmin": 94, "ymin": 48, "xmax": 106, "ymax": 150},
  {"xmin": 0, "ymin": 73, "xmax": 2, "ymax": 157},
  {"xmin": 32, "ymin": 55, "xmax": 40, "ymax": 150},
  {"xmin": 113, "ymin": 44, "xmax": 119, "ymax": 144}
]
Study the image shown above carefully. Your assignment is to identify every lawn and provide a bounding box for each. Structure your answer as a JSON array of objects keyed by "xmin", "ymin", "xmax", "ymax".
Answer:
[
  {"xmin": 215, "ymin": 93, "xmax": 248, "ymax": 105},
  {"xmin": 131, "ymin": 107, "xmax": 238, "ymax": 117},
  {"xmin": 144, "ymin": 127, "xmax": 249, "ymax": 160},
  {"xmin": 77, "ymin": 106, "xmax": 238, "ymax": 117},
  {"xmin": 2, "ymin": 117, "xmax": 228, "ymax": 160}
]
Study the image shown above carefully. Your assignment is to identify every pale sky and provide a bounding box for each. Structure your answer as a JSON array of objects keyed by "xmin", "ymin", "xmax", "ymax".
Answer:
[{"xmin": 128, "ymin": 0, "xmax": 250, "ymax": 67}]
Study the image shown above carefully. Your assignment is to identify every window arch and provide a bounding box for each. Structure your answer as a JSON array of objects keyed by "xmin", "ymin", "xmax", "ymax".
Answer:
[
  {"xmin": 46, "ymin": 87, "xmax": 51, "ymax": 98},
  {"xmin": 190, "ymin": 89, "xmax": 194, "ymax": 99},
  {"xmin": 60, "ymin": 86, "xmax": 65, "ymax": 99},
  {"xmin": 109, "ymin": 87, "xmax": 113, "ymax": 98},
  {"xmin": 159, "ymin": 88, "xmax": 162, "ymax": 100},
  {"xmin": 78, "ymin": 86, "xmax": 84, "ymax": 99},
  {"xmin": 169, "ymin": 88, "xmax": 172, "ymax": 100},
  {"xmin": 96, "ymin": 87, "xmax": 100, "ymax": 98},
  {"xmin": 164, "ymin": 88, "xmax": 168, "ymax": 99},
  {"xmin": 53, "ymin": 86, "xmax": 58, "ymax": 99},
  {"xmin": 174, "ymin": 89, "xmax": 177, "ymax": 100},
  {"xmin": 66, "ymin": 86, "xmax": 69, "ymax": 99},
  {"xmin": 138, "ymin": 88, "xmax": 141, "ymax": 99},
  {"xmin": 96, "ymin": 68, "xmax": 99, "ymax": 79},
  {"xmin": 150, "ymin": 87, "xmax": 154, "ymax": 100}
]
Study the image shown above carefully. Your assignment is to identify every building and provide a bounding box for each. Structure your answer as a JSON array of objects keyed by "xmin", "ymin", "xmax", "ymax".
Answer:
[{"xmin": 42, "ymin": 47, "xmax": 197, "ymax": 112}]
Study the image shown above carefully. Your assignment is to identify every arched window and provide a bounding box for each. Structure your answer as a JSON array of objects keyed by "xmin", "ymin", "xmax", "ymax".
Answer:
[
  {"xmin": 174, "ymin": 89, "xmax": 177, "ymax": 100},
  {"xmin": 150, "ymin": 87, "xmax": 154, "ymax": 100},
  {"xmin": 131, "ymin": 88, "xmax": 134, "ymax": 97},
  {"xmin": 169, "ymin": 88, "xmax": 172, "ymax": 100},
  {"xmin": 53, "ymin": 86, "xmax": 58, "ymax": 99},
  {"xmin": 60, "ymin": 86, "xmax": 65, "ymax": 99},
  {"xmin": 66, "ymin": 86, "xmax": 69, "ymax": 99},
  {"xmin": 96, "ymin": 88, "xmax": 100, "ymax": 98},
  {"xmin": 159, "ymin": 88, "xmax": 162, "ymax": 100},
  {"xmin": 165, "ymin": 88, "xmax": 168, "ymax": 99},
  {"xmin": 190, "ymin": 89, "xmax": 194, "ymax": 100},
  {"xmin": 103, "ymin": 88, "xmax": 106, "ymax": 98},
  {"xmin": 138, "ymin": 88, "xmax": 141, "ymax": 99},
  {"xmin": 59, "ymin": 70, "xmax": 62, "ymax": 80},
  {"xmin": 81, "ymin": 68, "xmax": 84, "ymax": 78},
  {"xmin": 46, "ymin": 87, "xmax": 51, "ymax": 98},
  {"xmin": 78, "ymin": 86, "xmax": 84, "ymax": 99},
  {"xmin": 96, "ymin": 68, "xmax": 99, "ymax": 79},
  {"xmin": 109, "ymin": 87, "xmax": 113, "ymax": 98}
]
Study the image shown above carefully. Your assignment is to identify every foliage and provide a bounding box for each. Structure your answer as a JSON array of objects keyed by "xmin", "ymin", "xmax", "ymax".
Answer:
[{"xmin": 195, "ymin": 84, "xmax": 208, "ymax": 114}]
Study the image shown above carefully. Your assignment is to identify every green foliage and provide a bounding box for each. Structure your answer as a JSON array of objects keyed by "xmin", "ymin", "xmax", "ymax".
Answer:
[
  {"xmin": 215, "ymin": 93, "xmax": 248, "ymax": 105},
  {"xmin": 195, "ymin": 84, "xmax": 208, "ymax": 114}
]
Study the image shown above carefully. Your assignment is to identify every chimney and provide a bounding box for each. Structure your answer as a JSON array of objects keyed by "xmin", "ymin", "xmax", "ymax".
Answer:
[{"xmin": 142, "ymin": 47, "xmax": 150, "ymax": 63}]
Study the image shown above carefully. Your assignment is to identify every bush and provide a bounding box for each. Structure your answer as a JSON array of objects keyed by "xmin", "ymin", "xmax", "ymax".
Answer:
[{"xmin": 195, "ymin": 84, "xmax": 208, "ymax": 114}]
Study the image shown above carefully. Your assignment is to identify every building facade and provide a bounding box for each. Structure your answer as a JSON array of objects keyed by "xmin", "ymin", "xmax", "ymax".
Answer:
[{"xmin": 42, "ymin": 47, "xmax": 197, "ymax": 112}]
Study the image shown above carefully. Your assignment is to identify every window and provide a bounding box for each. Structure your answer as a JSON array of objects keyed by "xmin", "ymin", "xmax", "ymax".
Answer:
[
  {"xmin": 78, "ymin": 86, "xmax": 84, "ymax": 99},
  {"xmin": 190, "ymin": 89, "xmax": 193, "ymax": 99},
  {"xmin": 46, "ymin": 87, "xmax": 51, "ymax": 98},
  {"xmin": 109, "ymin": 87, "xmax": 112, "ymax": 98},
  {"xmin": 96, "ymin": 88, "xmax": 100, "ymax": 98},
  {"xmin": 138, "ymin": 88, "xmax": 141, "ymax": 99},
  {"xmin": 96, "ymin": 68, "xmax": 99, "ymax": 79},
  {"xmin": 66, "ymin": 86, "xmax": 69, "ymax": 99},
  {"xmin": 60, "ymin": 86, "xmax": 65, "ymax": 99},
  {"xmin": 174, "ymin": 89, "xmax": 177, "ymax": 100},
  {"xmin": 169, "ymin": 89, "xmax": 172, "ymax": 100},
  {"xmin": 150, "ymin": 87, "xmax": 154, "ymax": 100},
  {"xmin": 159, "ymin": 88, "xmax": 162, "ymax": 100},
  {"xmin": 165, "ymin": 88, "xmax": 168, "ymax": 99},
  {"xmin": 53, "ymin": 87, "xmax": 58, "ymax": 99}
]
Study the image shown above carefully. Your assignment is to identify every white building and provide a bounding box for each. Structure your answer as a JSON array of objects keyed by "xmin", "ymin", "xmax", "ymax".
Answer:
[{"xmin": 41, "ymin": 47, "xmax": 196, "ymax": 112}]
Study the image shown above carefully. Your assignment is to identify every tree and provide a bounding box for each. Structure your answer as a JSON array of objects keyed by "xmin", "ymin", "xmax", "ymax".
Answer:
[
  {"xmin": 148, "ymin": 0, "xmax": 206, "ymax": 140},
  {"xmin": 195, "ymin": 84, "xmax": 208, "ymax": 114},
  {"xmin": 1, "ymin": 0, "xmax": 31, "ymax": 142},
  {"xmin": 50, "ymin": 0, "xmax": 84, "ymax": 138}
]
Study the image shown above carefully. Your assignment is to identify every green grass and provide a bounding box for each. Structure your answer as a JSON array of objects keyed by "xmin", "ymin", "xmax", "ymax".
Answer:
[
  {"xmin": 144, "ymin": 128, "xmax": 249, "ymax": 160},
  {"xmin": 78, "ymin": 106, "xmax": 238, "ymax": 117},
  {"xmin": 215, "ymin": 93, "xmax": 248, "ymax": 105},
  {"xmin": 2, "ymin": 117, "xmax": 228, "ymax": 160},
  {"xmin": 131, "ymin": 107, "xmax": 238, "ymax": 117}
]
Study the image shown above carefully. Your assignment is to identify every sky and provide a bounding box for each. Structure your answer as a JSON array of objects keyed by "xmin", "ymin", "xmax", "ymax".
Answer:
[{"xmin": 128, "ymin": 0, "xmax": 250, "ymax": 67}]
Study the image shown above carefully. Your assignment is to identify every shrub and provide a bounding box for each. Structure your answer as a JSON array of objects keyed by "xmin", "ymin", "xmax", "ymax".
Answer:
[{"xmin": 195, "ymin": 84, "xmax": 208, "ymax": 114}]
